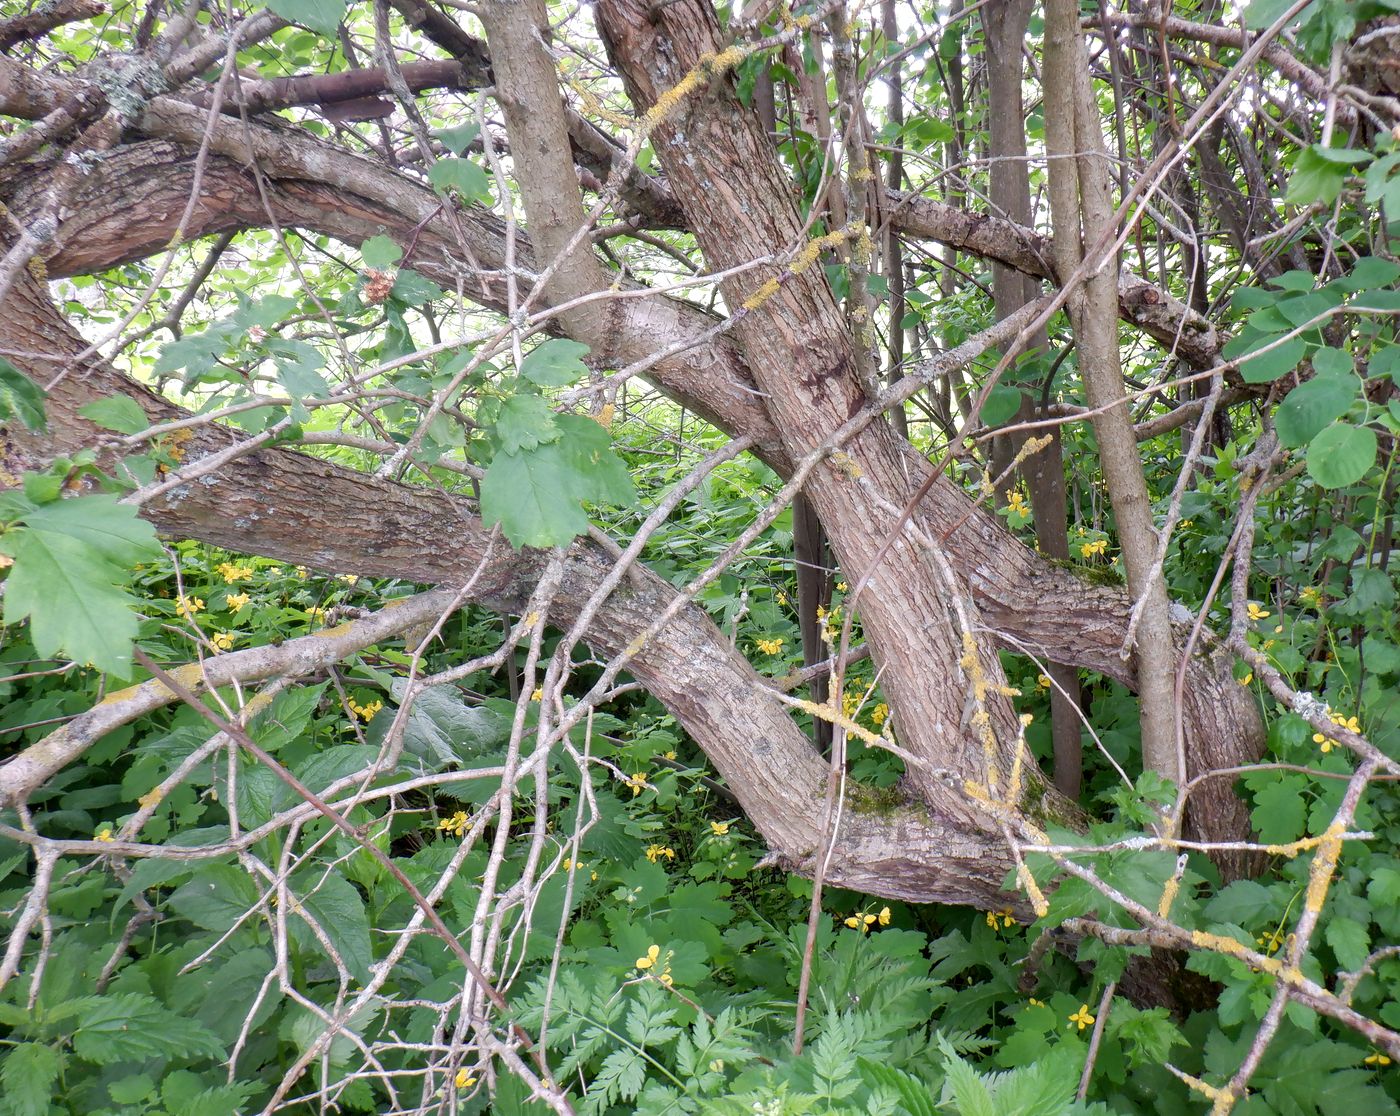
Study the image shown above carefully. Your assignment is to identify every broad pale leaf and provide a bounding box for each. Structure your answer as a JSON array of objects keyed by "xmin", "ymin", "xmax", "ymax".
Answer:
[
  {"xmin": 16, "ymin": 493, "xmax": 160, "ymax": 564},
  {"xmin": 1275, "ymin": 375, "xmax": 1356, "ymax": 448},
  {"xmin": 263, "ymin": 0, "xmax": 346, "ymax": 36},
  {"xmin": 427, "ymin": 156, "xmax": 491, "ymax": 202},
  {"xmin": 519, "ymin": 338, "xmax": 590, "ymax": 387},
  {"xmin": 80, "ymin": 394, "xmax": 150, "ymax": 435},
  {"xmin": 360, "ymin": 235, "xmax": 403, "ymax": 268},
  {"xmin": 1306, "ymin": 422, "xmax": 1377, "ymax": 488}
]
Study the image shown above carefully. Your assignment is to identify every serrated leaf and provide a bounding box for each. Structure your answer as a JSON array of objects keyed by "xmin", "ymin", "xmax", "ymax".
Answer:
[
  {"xmin": 435, "ymin": 122, "xmax": 480, "ymax": 155},
  {"xmin": 856, "ymin": 1056, "xmax": 937, "ymax": 1116},
  {"xmin": 1251, "ymin": 777, "xmax": 1308, "ymax": 843},
  {"xmin": 360, "ymin": 235, "xmax": 403, "ymax": 269},
  {"xmin": 1, "ymin": 529, "xmax": 143, "ymax": 675},
  {"xmin": 0, "ymin": 358, "xmax": 48, "ymax": 433},
  {"xmin": 80, "ymin": 394, "xmax": 150, "ymax": 435},
  {"xmin": 1307, "ymin": 422, "xmax": 1377, "ymax": 489},
  {"xmin": 494, "ymin": 392, "xmax": 561, "ymax": 453},
  {"xmin": 1326, "ymin": 917, "xmax": 1370, "ymax": 970},
  {"xmin": 16, "ymin": 494, "xmax": 160, "ymax": 563},
  {"xmin": 72, "ymin": 993, "xmax": 224, "ymax": 1065},
  {"xmin": 391, "ymin": 268, "xmax": 445, "ymax": 306},
  {"xmin": 1, "ymin": 1042, "xmax": 63, "ymax": 1116},
  {"xmin": 480, "ymin": 416, "xmax": 634, "ymax": 548},
  {"xmin": 263, "ymin": 0, "xmax": 346, "ymax": 36},
  {"xmin": 1233, "ymin": 336, "xmax": 1307, "ymax": 383},
  {"xmin": 167, "ymin": 863, "xmax": 262, "ymax": 932},
  {"xmin": 292, "ymin": 872, "xmax": 372, "ymax": 983},
  {"xmin": 519, "ymin": 338, "xmax": 590, "ymax": 387},
  {"xmin": 427, "ymin": 156, "xmax": 491, "ymax": 202}
]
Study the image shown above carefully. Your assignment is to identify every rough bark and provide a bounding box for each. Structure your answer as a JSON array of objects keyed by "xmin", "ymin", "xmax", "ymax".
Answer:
[
  {"xmin": 0, "ymin": 88, "xmax": 1260, "ymax": 856},
  {"xmin": 0, "ymin": 255, "xmax": 1009, "ymax": 907}
]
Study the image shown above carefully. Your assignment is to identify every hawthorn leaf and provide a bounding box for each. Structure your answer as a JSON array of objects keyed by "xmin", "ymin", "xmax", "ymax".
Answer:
[
  {"xmin": 494, "ymin": 392, "xmax": 561, "ymax": 453},
  {"xmin": 360, "ymin": 235, "xmax": 403, "ymax": 268},
  {"xmin": 520, "ymin": 338, "xmax": 590, "ymax": 387}
]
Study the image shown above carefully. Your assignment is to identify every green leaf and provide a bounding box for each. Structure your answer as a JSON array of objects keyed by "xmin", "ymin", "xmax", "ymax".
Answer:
[
  {"xmin": 360, "ymin": 235, "xmax": 403, "ymax": 269},
  {"xmin": 1, "ymin": 529, "xmax": 145, "ymax": 675},
  {"xmin": 391, "ymin": 268, "xmax": 445, "ymax": 306},
  {"xmin": 263, "ymin": 0, "xmax": 347, "ymax": 37},
  {"xmin": 292, "ymin": 872, "xmax": 372, "ymax": 983},
  {"xmin": 479, "ymin": 445, "xmax": 590, "ymax": 547},
  {"xmin": 1340, "ymin": 255, "xmax": 1400, "ymax": 291},
  {"xmin": 1275, "ymin": 375, "xmax": 1357, "ymax": 449},
  {"xmin": 1306, "ymin": 422, "xmax": 1377, "ymax": 488},
  {"xmin": 1326, "ymin": 918, "xmax": 1370, "ymax": 970},
  {"xmin": 71, "ymin": 993, "xmax": 224, "ymax": 1065},
  {"xmin": 1251, "ymin": 777, "xmax": 1308, "ymax": 843},
  {"xmin": 435, "ymin": 122, "xmax": 480, "ymax": 155},
  {"xmin": 1286, "ymin": 145, "xmax": 1371, "ymax": 207},
  {"xmin": 166, "ymin": 863, "xmax": 263, "ymax": 933},
  {"xmin": 80, "ymin": 394, "xmax": 150, "ymax": 435},
  {"xmin": 493, "ymin": 392, "xmax": 561, "ymax": 453},
  {"xmin": 0, "ymin": 359, "xmax": 48, "ymax": 433},
  {"xmin": 519, "ymin": 338, "xmax": 591, "ymax": 387},
  {"xmin": 856, "ymin": 1056, "xmax": 937, "ymax": 1116},
  {"xmin": 108, "ymin": 1072, "xmax": 156, "ymax": 1105},
  {"xmin": 1233, "ymin": 336, "xmax": 1307, "ymax": 383},
  {"xmin": 427, "ymin": 157, "xmax": 491, "ymax": 202},
  {"xmin": 1243, "ymin": 0, "xmax": 1299, "ymax": 29},
  {"xmin": 1, "ymin": 1042, "xmax": 63, "ymax": 1116},
  {"xmin": 981, "ymin": 383, "xmax": 1022, "ymax": 427}
]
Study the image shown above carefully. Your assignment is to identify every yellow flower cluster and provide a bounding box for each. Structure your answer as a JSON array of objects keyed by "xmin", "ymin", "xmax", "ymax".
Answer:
[
  {"xmin": 305, "ymin": 606, "xmax": 327, "ymax": 622},
  {"xmin": 175, "ymin": 594, "xmax": 204, "ymax": 620},
  {"xmin": 348, "ymin": 698, "xmax": 383, "ymax": 722},
  {"xmin": 211, "ymin": 632, "xmax": 234, "ymax": 652},
  {"xmin": 1005, "ymin": 491, "xmax": 1028, "ymax": 515},
  {"xmin": 218, "ymin": 562, "xmax": 254, "ymax": 583},
  {"xmin": 985, "ymin": 908, "xmax": 1016, "ymax": 930},
  {"xmin": 870, "ymin": 703, "xmax": 888, "ymax": 727},
  {"xmin": 1366, "ymin": 1053, "xmax": 1392, "ymax": 1067},
  {"xmin": 95, "ymin": 827, "xmax": 115, "ymax": 843},
  {"xmin": 1256, "ymin": 928, "xmax": 1287, "ymax": 955},
  {"xmin": 844, "ymin": 906, "xmax": 891, "ymax": 933},
  {"xmin": 563, "ymin": 857, "xmax": 598, "ymax": 881},
  {"xmin": 635, "ymin": 943, "xmax": 673, "ymax": 986},
  {"xmin": 1314, "ymin": 711, "xmax": 1361, "ymax": 752},
  {"xmin": 645, "ymin": 844, "xmax": 675, "ymax": 863},
  {"xmin": 1299, "ymin": 586, "xmax": 1324, "ymax": 608},
  {"xmin": 1079, "ymin": 539, "xmax": 1108, "ymax": 559},
  {"xmin": 710, "ymin": 821, "xmax": 730, "ymax": 836},
  {"xmin": 437, "ymin": 810, "xmax": 469, "ymax": 837},
  {"xmin": 226, "ymin": 591, "xmax": 251, "ymax": 614},
  {"xmin": 755, "ymin": 637, "xmax": 784, "ymax": 655}
]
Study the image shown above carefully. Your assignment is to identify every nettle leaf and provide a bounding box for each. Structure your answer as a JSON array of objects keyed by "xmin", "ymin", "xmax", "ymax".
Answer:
[
  {"xmin": 478, "ymin": 414, "xmax": 635, "ymax": 548},
  {"xmin": 71, "ymin": 993, "xmax": 224, "ymax": 1065},
  {"xmin": 360, "ymin": 235, "xmax": 403, "ymax": 269},
  {"xmin": 0, "ymin": 358, "xmax": 48, "ymax": 433},
  {"xmin": 494, "ymin": 392, "xmax": 562, "ymax": 453},
  {"xmin": 263, "ymin": 0, "xmax": 347, "ymax": 37},
  {"xmin": 427, "ymin": 156, "xmax": 491, "ymax": 202},
  {"xmin": 434, "ymin": 122, "xmax": 480, "ymax": 155},
  {"xmin": 1, "ymin": 1042, "xmax": 63, "ymax": 1116},
  {"xmin": 291, "ymin": 872, "xmax": 372, "ymax": 983},
  {"xmin": 520, "ymin": 338, "xmax": 591, "ymax": 387},
  {"xmin": 0, "ymin": 496, "xmax": 160, "ymax": 676},
  {"xmin": 1275, "ymin": 374, "xmax": 1357, "ymax": 449},
  {"xmin": 1307, "ymin": 421, "xmax": 1377, "ymax": 489},
  {"xmin": 80, "ymin": 394, "xmax": 150, "ymax": 435},
  {"xmin": 167, "ymin": 863, "xmax": 263, "ymax": 933}
]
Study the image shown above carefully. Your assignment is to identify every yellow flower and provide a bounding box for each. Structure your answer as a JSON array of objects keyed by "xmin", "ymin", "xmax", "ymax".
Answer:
[
  {"xmin": 1257, "ymin": 929, "xmax": 1284, "ymax": 955},
  {"xmin": 842, "ymin": 690, "xmax": 861, "ymax": 718},
  {"xmin": 454, "ymin": 1068, "xmax": 477, "ymax": 1089},
  {"xmin": 662, "ymin": 750, "xmax": 676, "ymax": 760},
  {"xmin": 211, "ymin": 632, "xmax": 234, "ymax": 652},
  {"xmin": 1238, "ymin": 673, "xmax": 1253, "ymax": 687},
  {"xmin": 1028, "ymin": 998, "xmax": 1043, "ymax": 1007},
  {"xmin": 95, "ymin": 827, "xmax": 114, "ymax": 843},
  {"xmin": 636, "ymin": 943, "xmax": 660, "ymax": 970},
  {"xmin": 986, "ymin": 907, "xmax": 1015, "ymax": 930},
  {"xmin": 294, "ymin": 566, "xmax": 309, "ymax": 579},
  {"xmin": 1079, "ymin": 539, "xmax": 1107, "ymax": 559},
  {"xmin": 1179, "ymin": 519, "xmax": 1193, "ymax": 528},
  {"xmin": 1036, "ymin": 674, "xmax": 1052, "ymax": 690},
  {"xmin": 1365, "ymin": 1053, "xmax": 1392, "ymax": 1067},
  {"xmin": 1300, "ymin": 586, "xmax": 1324, "ymax": 608},
  {"xmin": 878, "ymin": 906, "xmax": 891, "ymax": 926},
  {"xmin": 1069, "ymin": 1004, "xmax": 1096, "ymax": 1031},
  {"xmin": 1247, "ymin": 602, "xmax": 1272, "ymax": 621},
  {"xmin": 710, "ymin": 821, "xmax": 730, "ymax": 836},
  {"xmin": 530, "ymin": 687, "xmax": 543, "ymax": 702},
  {"xmin": 437, "ymin": 810, "xmax": 469, "ymax": 838},
  {"xmin": 339, "ymin": 574, "xmax": 358, "ymax": 585},
  {"xmin": 217, "ymin": 562, "xmax": 253, "ymax": 583},
  {"xmin": 836, "ymin": 581, "xmax": 849, "ymax": 592},
  {"xmin": 175, "ymin": 594, "xmax": 204, "ymax": 620},
  {"xmin": 225, "ymin": 591, "xmax": 250, "ymax": 614},
  {"xmin": 645, "ymin": 844, "xmax": 675, "ymax": 863},
  {"xmin": 775, "ymin": 590, "xmax": 788, "ymax": 606},
  {"xmin": 348, "ymin": 698, "xmax": 383, "ymax": 722},
  {"xmin": 625, "ymin": 773, "xmax": 649, "ymax": 797},
  {"xmin": 871, "ymin": 703, "xmax": 888, "ymax": 726},
  {"xmin": 305, "ymin": 606, "xmax": 326, "ymax": 622},
  {"xmin": 844, "ymin": 911, "xmax": 878, "ymax": 933},
  {"xmin": 755, "ymin": 637, "xmax": 785, "ymax": 655}
]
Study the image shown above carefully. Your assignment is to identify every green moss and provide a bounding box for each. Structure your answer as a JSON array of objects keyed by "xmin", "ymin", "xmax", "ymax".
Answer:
[
  {"xmin": 844, "ymin": 780, "xmax": 906, "ymax": 817},
  {"xmin": 1048, "ymin": 556, "xmax": 1126, "ymax": 587}
]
